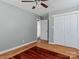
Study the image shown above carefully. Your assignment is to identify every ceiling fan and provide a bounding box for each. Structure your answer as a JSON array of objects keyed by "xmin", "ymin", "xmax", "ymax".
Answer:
[{"xmin": 21, "ymin": 0, "xmax": 48, "ymax": 9}]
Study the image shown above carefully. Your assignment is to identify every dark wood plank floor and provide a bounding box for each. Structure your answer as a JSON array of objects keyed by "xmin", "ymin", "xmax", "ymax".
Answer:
[{"xmin": 11, "ymin": 46, "xmax": 70, "ymax": 59}]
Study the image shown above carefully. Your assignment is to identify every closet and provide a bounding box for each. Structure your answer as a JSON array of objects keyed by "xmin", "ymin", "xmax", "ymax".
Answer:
[{"xmin": 52, "ymin": 11, "xmax": 79, "ymax": 48}]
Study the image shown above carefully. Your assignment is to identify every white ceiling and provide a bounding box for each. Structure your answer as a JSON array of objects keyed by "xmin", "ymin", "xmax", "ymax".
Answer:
[
  {"xmin": 1, "ymin": 0, "xmax": 79, "ymax": 16},
  {"xmin": 50, "ymin": 0, "xmax": 79, "ymax": 10}
]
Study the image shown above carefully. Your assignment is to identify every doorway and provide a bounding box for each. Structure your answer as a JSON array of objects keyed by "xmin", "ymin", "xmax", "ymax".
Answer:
[{"xmin": 37, "ymin": 19, "xmax": 49, "ymax": 41}]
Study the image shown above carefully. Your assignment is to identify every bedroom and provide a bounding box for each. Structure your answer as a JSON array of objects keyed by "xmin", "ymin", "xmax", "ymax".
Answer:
[{"xmin": 0, "ymin": 0, "xmax": 79, "ymax": 59}]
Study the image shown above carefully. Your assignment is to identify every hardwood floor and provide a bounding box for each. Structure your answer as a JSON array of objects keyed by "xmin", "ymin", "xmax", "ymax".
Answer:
[
  {"xmin": 12, "ymin": 46, "xmax": 70, "ymax": 59},
  {"xmin": 1, "ymin": 40, "xmax": 79, "ymax": 59}
]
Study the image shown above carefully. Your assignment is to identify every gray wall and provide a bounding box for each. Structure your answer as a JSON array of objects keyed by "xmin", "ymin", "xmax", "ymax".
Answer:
[
  {"xmin": 0, "ymin": 1, "xmax": 38, "ymax": 51},
  {"xmin": 49, "ymin": 15, "xmax": 54, "ymax": 43}
]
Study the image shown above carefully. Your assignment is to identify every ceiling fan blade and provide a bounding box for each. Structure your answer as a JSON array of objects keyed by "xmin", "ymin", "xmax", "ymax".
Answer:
[
  {"xmin": 41, "ymin": 2, "xmax": 48, "ymax": 8},
  {"xmin": 32, "ymin": 6, "xmax": 36, "ymax": 9},
  {"xmin": 41, "ymin": 0, "xmax": 48, "ymax": 1},
  {"xmin": 21, "ymin": 0, "xmax": 34, "ymax": 2}
]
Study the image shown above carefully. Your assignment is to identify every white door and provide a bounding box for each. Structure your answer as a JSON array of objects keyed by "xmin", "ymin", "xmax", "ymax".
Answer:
[
  {"xmin": 64, "ymin": 14, "xmax": 78, "ymax": 48},
  {"xmin": 54, "ymin": 13, "xmax": 78, "ymax": 48},
  {"xmin": 40, "ymin": 20, "xmax": 48, "ymax": 40},
  {"xmin": 77, "ymin": 13, "xmax": 79, "ymax": 48}
]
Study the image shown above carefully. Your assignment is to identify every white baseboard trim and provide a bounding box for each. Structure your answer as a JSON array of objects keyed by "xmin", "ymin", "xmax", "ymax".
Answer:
[
  {"xmin": 48, "ymin": 42, "xmax": 56, "ymax": 44},
  {"xmin": 0, "ymin": 40, "xmax": 37, "ymax": 54},
  {"xmin": 49, "ymin": 42, "xmax": 67, "ymax": 47},
  {"xmin": 49, "ymin": 42, "xmax": 65, "ymax": 45}
]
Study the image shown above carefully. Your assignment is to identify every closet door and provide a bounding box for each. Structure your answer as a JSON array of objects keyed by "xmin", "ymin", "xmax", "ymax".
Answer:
[
  {"xmin": 54, "ymin": 15, "xmax": 65, "ymax": 45},
  {"xmin": 64, "ymin": 13, "xmax": 78, "ymax": 48},
  {"xmin": 77, "ymin": 13, "xmax": 79, "ymax": 48},
  {"xmin": 54, "ymin": 13, "xmax": 78, "ymax": 48}
]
